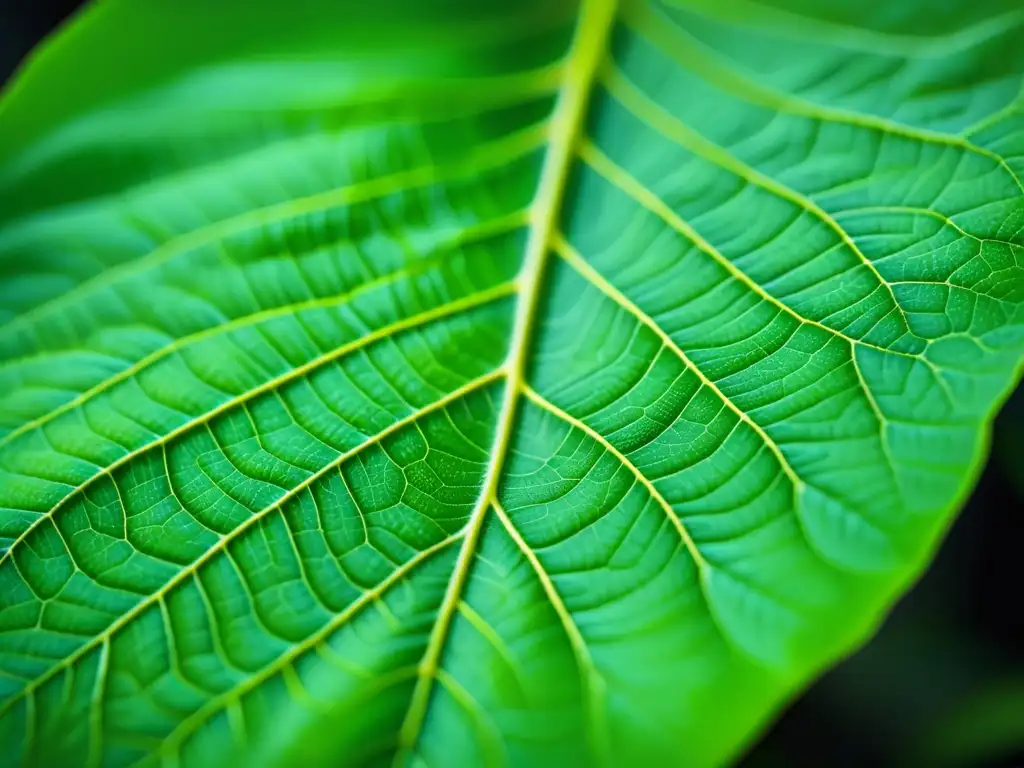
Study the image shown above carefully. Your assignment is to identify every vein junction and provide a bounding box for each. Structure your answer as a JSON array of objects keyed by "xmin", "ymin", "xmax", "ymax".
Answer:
[{"xmin": 396, "ymin": 0, "xmax": 620, "ymax": 762}]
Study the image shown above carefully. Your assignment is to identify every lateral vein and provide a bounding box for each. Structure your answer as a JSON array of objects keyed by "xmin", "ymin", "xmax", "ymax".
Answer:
[
  {"xmin": 521, "ymin": 384, "xmax": 706, "ymax": 568},
  {"xmin": 624, "ymin": 0, "xmax": 1024, "ymax": 196},
  {"xmin": 152, "ymin": 533, "xmax": 464, "ymax": 759},
  {"xmin": 0, "ymin": 369, "xmax": 502, "ymax": 717},
  {"xmin": 552, "ymin": 234, "xmax": 804, "ymax": 493},
  {"xmin": 0, "ymin": 124, "xmax": 546, "ymax": 343},
  {"xmin": 0, "ymin": 283, "xmax": 516, "ymax": 570},
  {"xmin": 601, "ymin": 63, "xmax": 916, "ymax": 331},
  {"xmin": 579, "ymin": 138, "xmax": 924, "ymax": 364},
  {"xmin": 0, "ymin": 210, "xmax": 528, "ymax": 451}
]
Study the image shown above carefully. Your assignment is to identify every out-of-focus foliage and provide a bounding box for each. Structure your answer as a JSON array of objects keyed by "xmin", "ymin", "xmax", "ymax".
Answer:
[{"xmin": 917, "ymin": 676, "xmax": 1024, "ymax": 766}]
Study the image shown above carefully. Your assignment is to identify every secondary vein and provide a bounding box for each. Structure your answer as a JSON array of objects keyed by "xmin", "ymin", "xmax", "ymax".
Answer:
[
  {"xmin": 0, "ymin": 210, "xmax": 528, "ymax": 452},
  {"xmin": 601, "ymin": 64, "xmax": 918, "ymax": 333},
  {"xmin": 0, "ymin": 284, "xmax": 515, "ymax": 570},
  {"xmin": 552, "ymin": 233, "xmax": 804, "ymax": 494},
  {"xmin": 0, "ymin": 369, "xmax": 503, "ymax": 719}
]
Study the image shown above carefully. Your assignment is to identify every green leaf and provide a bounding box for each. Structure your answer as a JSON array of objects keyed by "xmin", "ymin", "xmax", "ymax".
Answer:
[{"xmin": 1, "ymin": 0, "xmax": 1022, "ymax": 765}]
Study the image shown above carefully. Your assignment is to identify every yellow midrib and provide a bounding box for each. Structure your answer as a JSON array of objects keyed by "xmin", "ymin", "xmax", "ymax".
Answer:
[{"xmin": 394, "ymin": 0, "xmax": 619, "ymax": 764}]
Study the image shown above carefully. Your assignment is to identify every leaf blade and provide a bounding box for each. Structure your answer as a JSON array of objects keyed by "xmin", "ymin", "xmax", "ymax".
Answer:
[{"xmin": 1, "ymin": 0, "xmax": 1022, "ymax": 765}]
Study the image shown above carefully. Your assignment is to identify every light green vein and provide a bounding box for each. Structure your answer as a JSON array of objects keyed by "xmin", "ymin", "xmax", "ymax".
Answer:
[
  {"xmin": 492, "ymin": 498, "xmax": 610, "ymax": 766},
  {"xmin": 0, "ymin": 63, "xmax": 565, "ymax": 206},
  {"xmin": 521, "ymin": 384, "xmax": 707, "ymax": 568},
  {"xmin": 151, "ymin": 534, "xmax": 463, "ymax": 761},
  {"xmin": 0, "ymin": 282, "xmax": 513, "ymax": 568},
  {"xmin": 577, "ymin": 141, "xmax": 959, "ymax": 425},
  {"xmin": 601, "ymin": 63, "xmax": 919, "ymax": 333},
  {"xmin": 84, "ymin": 639, "xmax": 109, "ymax": 768},
  {"xmin": 519, "ymin": 386, "xmax": 815, "ymax": 663},
  {"xmin": 0, "ymin": 369, "xmax": 501, "ymax": 718},
  {"xmin": 579, "ymin": 138, "xmax": 925, "ymax": 366},
  {"xmin": 553, "ymin": 234, "xmax": 911, "ymax": 566},
  {"xmin": 0, "ymin": 123, "xmax": 546, "ymax": 343},
  {"xmin": 659, "ymin": 0, "xmax": 1024, "ymax": 59},
  {"xmin": 552, "ymin": 233, "xmax": 804, "ymax": 494},
  {"xmin": 831, "ymin": 205, "xmax": 999, "ymax": 243},
  {"xmin": 456, "ymin": 601, "xmax": 528, "ymax": 698},
  {"xmin": 962, "ymin": 89, "xmax": 1024, "ymax": 137},
  {"xmin": 624, "ymin": 1, "xmax": 1024, "ymax": 195},
  {"xmin": 0, "ymin": 210, "xmax": 527, "ymax": 452},
  {"xmin": 435, "ymin": 668, "xmax": 506, "ymax": 768}
]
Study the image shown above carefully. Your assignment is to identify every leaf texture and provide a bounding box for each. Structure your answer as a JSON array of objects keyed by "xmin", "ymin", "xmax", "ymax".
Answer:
[{"xmin": 0, "ymin": 0, "xmax": 1022, "ymax": 765}]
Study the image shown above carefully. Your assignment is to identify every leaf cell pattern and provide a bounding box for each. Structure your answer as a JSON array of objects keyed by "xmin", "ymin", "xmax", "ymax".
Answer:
[{"xmin": 0, "ymin": 0, "xmax": 1022, "ymax": 765}]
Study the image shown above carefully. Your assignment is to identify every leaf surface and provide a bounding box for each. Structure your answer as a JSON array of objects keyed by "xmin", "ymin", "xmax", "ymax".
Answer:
[{"xmin": 0, "ymin": 0, "xmax": 1022, "ymax": 765}]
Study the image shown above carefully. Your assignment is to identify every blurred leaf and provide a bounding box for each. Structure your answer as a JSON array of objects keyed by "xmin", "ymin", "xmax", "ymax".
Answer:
[{"xmin": 917, "ymin": 676, "xmax": 1024, "ymax": 767}]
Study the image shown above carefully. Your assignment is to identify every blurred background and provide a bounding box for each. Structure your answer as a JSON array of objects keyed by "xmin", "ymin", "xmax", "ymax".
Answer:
[{"xmin": 2, "ymin": 1, "xmax": 1021, "ymax": 765}]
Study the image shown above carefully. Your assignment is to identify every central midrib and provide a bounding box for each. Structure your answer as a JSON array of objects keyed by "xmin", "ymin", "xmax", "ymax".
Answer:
[{"xmin": 394, "ymin": 0, "xmax": 619, "ymax": 762}]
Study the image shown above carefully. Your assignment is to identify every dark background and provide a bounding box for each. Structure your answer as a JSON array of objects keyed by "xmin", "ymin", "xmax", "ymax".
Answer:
[{"xmin": 3, "ymin": 1, "xmax": 1022, "ymax": 765}]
